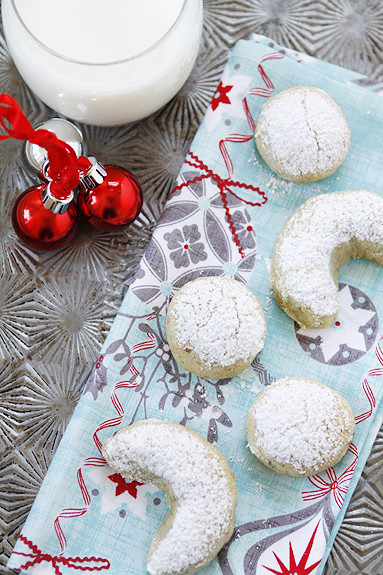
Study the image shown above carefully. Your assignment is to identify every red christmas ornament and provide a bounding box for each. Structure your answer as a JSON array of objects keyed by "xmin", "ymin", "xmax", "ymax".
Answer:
[
  {"xmin": 0, "ymin": 96, "xmax": 143, "ymax": 249},
  {"xmin": 12, "ymin": 184, "xmax": 78, "ymax": 251},
  {"xmin": 77, "ymin": 163, "xmax": 142, "ymax": 231},
  {"xmin": 0, "ymin": 94, "xmax": 80, "ymax": 251}
]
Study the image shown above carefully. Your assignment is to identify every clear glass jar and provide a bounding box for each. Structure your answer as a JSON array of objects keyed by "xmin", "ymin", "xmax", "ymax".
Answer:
[{"xmin": 2, "ymin": 0, "xmax": 203, "ymax": 125}]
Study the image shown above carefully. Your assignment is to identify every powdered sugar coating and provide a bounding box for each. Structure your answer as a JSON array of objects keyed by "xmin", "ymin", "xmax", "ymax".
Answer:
[
  {"xmin": 271, "ymin": 190, "xmax": 383, "ymax": 328},
  {"xmin": 102, "ymin": 419, "xmax": 237, "ymax": 575},
  {"xmin": 255, "ymin": 86, "xmax": 350, "ymax": 182},
  {"xmin": 166, "ymin": 277, "xmax": 267, "ymax": 378},
  {"xmin": 246, "ymin": 378, "xmax": 355, "ymax": 477}
]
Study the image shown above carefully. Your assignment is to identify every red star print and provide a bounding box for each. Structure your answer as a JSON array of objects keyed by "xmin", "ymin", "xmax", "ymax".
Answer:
[
  {"xmin": 263, "ymin": 522, "xmax": 322, "ymax": 575},
  {"xmin": 211, "ymin": 82, "xmax": 233, "ymax": 111},
  {"xmin": 108, "ymin": 473, "xmax": 144, "ymax": 498}
]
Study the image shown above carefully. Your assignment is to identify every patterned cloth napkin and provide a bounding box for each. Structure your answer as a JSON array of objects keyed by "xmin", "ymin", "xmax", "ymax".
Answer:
[{"xmin": 9, "ymin": 35, "xmax": 383, "ymax": 575}]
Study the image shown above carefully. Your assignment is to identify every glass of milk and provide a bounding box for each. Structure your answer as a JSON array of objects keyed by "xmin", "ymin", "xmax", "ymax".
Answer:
[{"xmin": 2, "ymin": 0, "xmax": 203, "ymax": 125}]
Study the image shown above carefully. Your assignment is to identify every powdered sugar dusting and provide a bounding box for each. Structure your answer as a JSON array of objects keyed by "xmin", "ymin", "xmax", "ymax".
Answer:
[
  {"xmin": 102, "ymin": 420, "xmax": 236, "ymax": 575},
  {"xmin": 271, "ymin": 190, "xmax": 383, "ymax": 320},
  {"xmin": 255, "ymin": 87, "xmax": 350, "ymax": 181},
  {"xmin": 247, "ymin": 378, "xmax": 354, "ymax": 475},
  {"xmin": 169, "ymin": 277, "xmax": 266, "ymax": 368}
]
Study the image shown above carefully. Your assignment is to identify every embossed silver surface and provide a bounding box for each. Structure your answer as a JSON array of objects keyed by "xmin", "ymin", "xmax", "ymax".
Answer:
[{"xmin": 0, "ymin": 1, "xmax": 382, "ymax": 573}]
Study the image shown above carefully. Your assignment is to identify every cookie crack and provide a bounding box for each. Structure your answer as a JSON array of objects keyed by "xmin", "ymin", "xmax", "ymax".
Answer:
[{"xmin": 301, "ymin": 92, "xmax": 322, "ymax": 164}]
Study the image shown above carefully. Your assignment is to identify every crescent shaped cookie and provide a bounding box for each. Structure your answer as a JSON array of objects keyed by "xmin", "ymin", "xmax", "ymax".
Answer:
[
  {"xmin": 254, "ymin": 86, "xmax": 350, "ymax": 183},
  {"xmin": 102, "ymin": 419, "xmax": 237, "ymax": 575},
  {"xmin": 166, "ymin": 276, "xmax": 267, "ymax": 378},
  {"xmin": 270, "ymin": 190, "xmax": 383, "ymax": 328},
  {"xmin": 246, "ymin": 377, "xmax": 355, "ymax": 477}
]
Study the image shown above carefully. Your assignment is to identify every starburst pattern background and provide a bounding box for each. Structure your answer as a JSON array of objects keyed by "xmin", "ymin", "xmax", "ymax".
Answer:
[{"xmin": 0, "ymin": 1, "xmax": 382, "ymax": 574}]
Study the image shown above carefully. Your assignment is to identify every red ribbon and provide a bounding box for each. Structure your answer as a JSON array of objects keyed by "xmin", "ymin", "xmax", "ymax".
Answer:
[
  {"xmin": 302, "ymin": 443, "xmax": 358, "ymax": 509},
  {"xmin": 172, "ymin": 150, "xmax": 267, "ymax": 258},
  {"xmin": 218, "ymin": 51, "xmax": 284, "ymax": 178},
  {"xmin": 0, "ymin": 94, "xmax": 79, "ymax": 200},
  {"xmin": 13, "ymin": 534, "xmax": 110, "ymax": 574}
]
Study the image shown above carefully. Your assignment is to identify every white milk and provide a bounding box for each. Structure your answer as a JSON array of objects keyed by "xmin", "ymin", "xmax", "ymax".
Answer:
[{"xmin": 2, "ymin": 0, "xmax": 203, "ymax": 125}]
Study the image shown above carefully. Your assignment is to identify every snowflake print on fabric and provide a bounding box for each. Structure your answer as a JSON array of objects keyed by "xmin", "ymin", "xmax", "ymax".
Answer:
[
  {"xmin": 259, "ymin": 522, "xmax": 322, "ymax": 575},
  {"xmin": 163, "ymin": 224, "xmax": 208, "ymax": 268},
  {"xmin": 108, "ymin": 473, "xmax": 144, "ymax": 497},
  {"xmin": 219, "ymin": 496, "xmax": 334, "ymax": 575},
  {"xmin": 204, "ymin": 73, "xmax": 253, "ymax": 132},
  {"xmin": 211, "ymin": 81, "xmax": 233, "ymax": 111},
  {"xmin": 295, "ymin": 283, "xmax": 378, "ymax": 365},
  {"xmin": 87, "ymin": 465, "xmax": 156, "ymax": 519}
]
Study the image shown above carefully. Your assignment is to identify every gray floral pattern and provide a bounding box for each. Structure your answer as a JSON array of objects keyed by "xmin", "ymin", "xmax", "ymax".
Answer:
[
  {"xmin": 85, "ymin": 161, "xmax": 259, "ymax": 449},
  {"xmin": 131, "ymin": 169, "xmax": 258, "ymax": 308},
  {"xmin": 231, "ymin": 210, "xmax": 256, "ymax": 250},
  {"xmin": 164, "ymin": 224, "xmax": 208, "ymax": 268}
]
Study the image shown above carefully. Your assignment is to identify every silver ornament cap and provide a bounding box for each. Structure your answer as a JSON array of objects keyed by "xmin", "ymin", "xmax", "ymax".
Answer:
[
  {"xmin": 41, "ymin": 182, "xmax": 74, "ymax": 214},
  {"xmin": 80, "ymin": 156, "xmax": 107, "ymax": 190},
  {"xmin": 24, "ymin": 118, "xmax": 84, "ymax": 172}
]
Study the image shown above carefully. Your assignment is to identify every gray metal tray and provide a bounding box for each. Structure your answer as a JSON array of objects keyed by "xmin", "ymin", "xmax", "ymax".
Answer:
[{"xmin": 0, "ymin": 1, "xmax": 382, "ymax": 573}]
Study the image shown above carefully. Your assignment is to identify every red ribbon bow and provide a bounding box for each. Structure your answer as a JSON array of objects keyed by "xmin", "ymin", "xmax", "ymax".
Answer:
[
  {"xmin": 173, "ymin": 151, "xmax": 267, "ymax": 258},
  {"xmin": 0, "ymin": 94, "xmax": 80, "ymax": 199},
  {"xmin": 302, "ymin": 443, "xmax": 358, "ymax": 509},
  {"xmin": 13, "ymin": 534, "xmax": 110, "ymax": 574}
]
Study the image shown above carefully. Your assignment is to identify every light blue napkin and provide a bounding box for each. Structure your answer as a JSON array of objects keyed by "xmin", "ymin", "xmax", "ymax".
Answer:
[{"xmin": 9, "ymin": 35, "xmax": 383, "ymax": 575}]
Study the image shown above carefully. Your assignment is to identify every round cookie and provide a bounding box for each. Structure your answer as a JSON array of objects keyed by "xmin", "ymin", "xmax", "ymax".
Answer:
[
  {"xmin": 270, "ymin": 189, "xmax": 383, "ymax": 328},
  {"xmin": 246, "ymin": 377, "xmax": 355, "ymax": 477},
  {"xmin": 254, "ymin": 86, "xmax": 350, "ymax": 183},
  {"xmin": 165, "ymin": 276, "xmax": 267, "ymax": 378},
  {"xmin": 102, "ymin": 419, "xmax": 238, "ymax": 575}
]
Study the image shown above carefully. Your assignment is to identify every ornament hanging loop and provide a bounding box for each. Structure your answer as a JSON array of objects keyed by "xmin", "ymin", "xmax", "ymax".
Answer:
[
  {"xmin": 0, "ymin": 94, "xmax": 80, "ymax": 203},
  {"xmin": 24, "ymin": 118, "xmax": 84, "ymax": 173}
]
